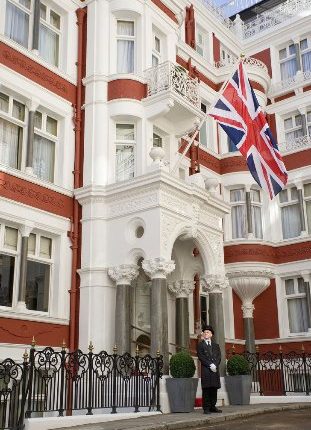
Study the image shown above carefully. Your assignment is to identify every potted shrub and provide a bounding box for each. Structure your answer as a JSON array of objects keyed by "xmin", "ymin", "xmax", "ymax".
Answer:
[
  {"xmin": 225, "ymin": 354, "xmax": 252, "ymax": 405},
  {"xmin": 166, "ymin": 351, "xmax": 198, "ymax": 412}
]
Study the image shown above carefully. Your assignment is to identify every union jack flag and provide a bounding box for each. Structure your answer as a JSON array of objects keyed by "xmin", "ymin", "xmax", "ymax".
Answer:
[{"xmin": 208, "ymin": 62, "xmax": 288, "ymax": 199}]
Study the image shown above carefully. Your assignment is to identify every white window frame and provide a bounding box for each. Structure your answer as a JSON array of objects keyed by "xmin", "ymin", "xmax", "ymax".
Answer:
[
  {"xmin": 116, "ymin": 19, "xmax": 135, "ymax": 74},
  {"xmin": 303, "ymin": 182, "xmax": 311, "ymax": 234},
  {"xmin": 0, "ymin": 90, "xmax": 26, "ymax": 171},
  {"xmin": 195, "ymin": 24, "xmax": 208, "ymax": 58},
  {"xmin": 250, "ymin": 189, "xmax": 263, "ymax": 239},
  {"xmin": 0, "ymin": 223, "xmax": 20, "ymax": 309},
  {"xmin": 300, "ymin": 36, "xmax": 311, "ymax": 73},
  {"xmin": 220, "ymin": 44, "xmax": 237, "ymax": 66},
  {"xmin": 230, "ymin": 187, "xmax": 247, "ymax": 240},
  {"xmin": 26, "ymin": 231, "xmax": 53, "ymax": 313},
  {"xmin": 4, "ymin": 0, "xmax": 33, "ymax": 49},
  {"xmin": 279, "ymin": 42, "xmax": 298, "ymax": 81},
  {"xmin": 283, "ymin": 112, "xmax": 303, "ymax": 143},
  {"xmin": 279, "ymin": 186, "xmax": 302, "ymax": 239},
  {"xmin": 152, "ymin": 31, "xmax": 161, "ymax": 68},
  {"xmin": 33, "ymin": 109, "xmax": 58, "ymax": 183},
  {"xmin": 39, "ymin": 1, "xmax": 61, "ymax": 67},
  {"xmin": 115, "ymin": 122, "xmax": 136, "ymax": 182},
  {"xmin": 284, "ymin": 277, "xmax": 309, "ymax": 334}
]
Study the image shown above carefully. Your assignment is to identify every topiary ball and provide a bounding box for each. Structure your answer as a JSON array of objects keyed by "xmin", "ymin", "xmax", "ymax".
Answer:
[
  {"xmin": 169, "ymin": 351, "xmax": 196, "ymax": 378},
  {"xmin": 226, "ymin": 354, "xmax": 250, "ymax": 376}
]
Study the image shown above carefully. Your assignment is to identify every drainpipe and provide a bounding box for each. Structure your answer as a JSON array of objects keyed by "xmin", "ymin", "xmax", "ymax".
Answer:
[{"xmin": 68, "ymin": 7, "xmax": 86, "ymax": 352}]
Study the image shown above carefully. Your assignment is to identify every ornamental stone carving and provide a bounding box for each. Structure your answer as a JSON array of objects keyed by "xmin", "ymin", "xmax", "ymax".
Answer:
[
  {"xmin": 227, "ymin": 270, "xmax": 273, "ymax": 301},
  {"xmin": 142, "ymin": 258, "xmax": 175, "ymax": 279},
  {"xmin": 241, "ymin": 302, "xmax": 255, "ymax": 318},
  {"xmin": 201, "ymin": 274, "xmax": 229, "ymax": 293},
  {"xmin": 168, "ymin": 280, "xmax": 195, "ymax": 298},
  {"xmin": 108, "ymin": 264, "xmax": 139, "ymax": 285}
]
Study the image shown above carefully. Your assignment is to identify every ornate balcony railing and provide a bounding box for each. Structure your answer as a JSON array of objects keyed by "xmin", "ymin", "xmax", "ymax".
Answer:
[
  {"xmin": 277, "ymin": 135, "xmax": 311, "ymax": 153},
  {"xmin": 214, "ymin": 56, "xmax": 269, "ymax": 75},
  {"xmin": 0, "ymin": 346, "xmax": 163, "ymax": 430},
  {"xmin": 227, "ymin": 349, "xmax": 311, "ymax": 395},
  {"xmin": 269, "ymin": 70, "xmax": 311, "ymax": 96},
  {"xmin": 242, "ymin": 0, "xmax": 311, "ymax": 39},
  {"xmin": 144, "ymin": 61, "xmax": 200, "ymax": 108}
]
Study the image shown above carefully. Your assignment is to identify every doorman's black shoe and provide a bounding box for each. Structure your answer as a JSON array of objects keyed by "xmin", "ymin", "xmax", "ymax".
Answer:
[
  {"xmin": 203, "ymin": 410, "xmax": 211, "ymax": 414},
  {"xmin": 210, "ymin": 407, "xmax": 222, "ymax": 413}
]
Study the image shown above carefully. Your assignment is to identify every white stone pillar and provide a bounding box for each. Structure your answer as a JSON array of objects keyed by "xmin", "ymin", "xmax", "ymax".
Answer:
[{"xmin": 108, "ymin": 264, "xmax": 139, "ymax": 354}]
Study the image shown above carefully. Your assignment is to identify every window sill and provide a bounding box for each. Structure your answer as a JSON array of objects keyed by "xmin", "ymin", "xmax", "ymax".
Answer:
[
  {"xmin": 0, "ymin": 164, "xmax": 73, "ymax": 197},
  {"xmin": 0, "ymin": 307, "xmax": 68, "ymax": 325},
  {"xmin": 0, "ymin": 34, "xmax": 76, "ymax": 85}
]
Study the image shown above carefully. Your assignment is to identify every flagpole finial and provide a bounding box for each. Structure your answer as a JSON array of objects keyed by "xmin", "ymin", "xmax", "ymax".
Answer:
[{"xmin": 240, "ymin": 53, "xmax": 245, "ymax": 59}]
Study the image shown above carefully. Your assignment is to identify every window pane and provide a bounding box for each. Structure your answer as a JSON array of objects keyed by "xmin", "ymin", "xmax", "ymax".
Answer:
[
  {"xmin": 4, "ymin": 226, "xmax": 18, "ymax": 250},
  {"xmin": 289, "ymin": 44, "xmax": 296, "ymax": 55},
  {"xmin": 298, "ymin": 278, "xmax": 306, "ymax": 294},
  {"xmin": 302, "ymin": 51, "xmax": 311, "ymax": 72},
  {"xmin": 252, "ymin": 205, "xmax": 263, "ymax": 239},
  {"xmin": 0, "ymin": 93, "xmax": 9, "ymax": 113},
  {"xmin": 153, "ymin": 133, "xmax": 162, "ymax": 147},
  {"xmin": 46, "ymin": 116, "xmax": 57, "ymax": 136},
  {"xmin": 231, "ymin": 205, "xmax": 246, "ymax": 239},
  {"xmin": 304, "ymin": 183, "xmax": 311, "ymax": 198},
  {"xmin": 230, "ymin": 189, "xmax": 245, "ymax": 202},
  {"xmin": 251, "ymin": 189, "xmax": 261, "ymax": 202},
  {"xmin": 285, "ymin": 279, "xmax": 295, "ymax": 295},
  {"xmin": 33, "ymin": 135, "xmax": 55, "ymax": 182},
  {"xmin": 300, "ymin": 39, "xmax": 308, "ymax": 50},
  {"xmin": 40, "ymin": 236, "xmax": 52, "ymax": 258},
  {"xmin": 39, "ymin": 24, "xmax": 59, "ymax": 66},
  {"xmin": 0, "ymin": 254, "xmax": 15, "ymax": 307},
  {"xmin": 5, "ymin": 1, "xmax": 29, "ymax": 48},
  {"xmin": 50, "ymin": 10, "xmax": 60, "ymax": 30},
  {"xmin": 19, "ymin": 0, "xmax": 30, "ymax": 8},
  {"xmin": 154, "ymin": 36, "xmax": 160, "ymax": 52},
  {"xmin": 117, "ymin": 40, "xmax": 134, "ymax": 73},
  {"xmin": 279, "ymin": 48, "xmax": 286, "ymax": 60},
  {"xmin": 117, "ymin": 20, "xmax": 134, "ymax": 36},
  {"xmin": 40, "ymin": 3, "xmax": 47, "ymax": 20},
  {"xmin": 284, "ymin": 118, "xmax": 293, "ymax": 130},
  {"xmin": 34, "ymin": 111, "xmax": 43, "ymax": 129},
  {"xmin": 279, "ymin": 189, "xmax": 288, "ymax": 203},
  {"xmin": 12, "ymin": 100, "xmax": 25, "ymax": 121},
  {"xmin": 28, "ymin": 233, "xmax": 36, "ymax": 255},
  {"xmin": 200, "ymin": 295, "xmax": 207, "ymax": 326},
  {"xmin": 306, "ymin": 200, "xmax": 311, "ymax": 233},
  {"xmin": 116, "ymin": 145, "xmax": 134, "ymax": 182},
  {"xmin": 281, "ymin": 204, "xmax": 302, "ymax": 239},
  {"xmin": 295, "ymin": 115, "xmax": 302, "ymax": 127},
  {"xmin": 26, "ymin": 261, "xmax": 50, "ymax": 312},
  {"xmin": 0, "ymin": 117, "xmax": 21, "ymax": 169},
  {"xmin": 116, "ymin": 124, "xmax": 134, "ymax": 141},
  {"xmin": 280, "ymin": 58, "xmax": 297, "ymax": 80},
  {"xmin": 290, "ymin": 187, "xmax": 298, "ymax": 200},
  {"xmin": 287, "ymin": 298, "xmax": 309, "ymax": 333}
]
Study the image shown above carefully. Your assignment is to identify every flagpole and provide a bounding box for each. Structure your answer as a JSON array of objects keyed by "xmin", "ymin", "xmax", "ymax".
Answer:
[{"xmin": 170, "ymin": 59, "xmax": 241, "ymax": 175}]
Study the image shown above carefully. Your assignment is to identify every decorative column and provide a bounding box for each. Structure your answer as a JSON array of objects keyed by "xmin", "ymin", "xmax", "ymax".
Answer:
[
  {"xmin": 16, "ymin": 223, "xmax": 34, "ymax": 311},
  {"xmin": 142, "ymin": 258, "xmax": 175, "ymax": 374},
  {"xmin": 292, "ymin": 37, "xmax": 302, "ymax": 72},
  {"xmin": 245, "ymin": 185, "xmax": 253, "ymax": 238},
  {"xmin": 227, "ymin": 270, "xmax": 273, "ymax": 353},
  {"xmin": 25, "ymin": 98, "xmax": 40, "ymax": 176},
  {"xmin": 108, "ymin": 264, "xmax": 139, "ymax": 354},
  {"xmin": 201, "ymin": 274, "xmax": 229, "ymax": 376},
  {"xmin": 168, "ymin": 280, "xmax": 195, "ymax": 351}
]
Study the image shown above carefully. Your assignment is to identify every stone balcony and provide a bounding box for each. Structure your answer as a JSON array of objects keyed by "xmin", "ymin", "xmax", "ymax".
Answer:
[
  {"xmin": 277, "ymin": 135, "xmax": 311, "ymax": 153},
  {"xmin": 268, "ymin": 70, "xmax": 311, "ymax": 99},
  {"xmin": 143, "ymin": 61, "xmax": 203, "ymax": 136}
]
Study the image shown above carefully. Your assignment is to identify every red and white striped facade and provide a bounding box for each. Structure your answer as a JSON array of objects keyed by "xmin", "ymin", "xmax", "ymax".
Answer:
[{"xmin": 0, "ymin": 0, "xmax": 310, "ymax": 361}]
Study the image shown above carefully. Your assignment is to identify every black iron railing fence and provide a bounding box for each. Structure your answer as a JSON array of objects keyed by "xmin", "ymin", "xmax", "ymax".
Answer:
[
  {"xmin": 228, "ymin": 348, "xmax": 311, "ymax": 396},
  {"xmin": 0, "ymin": 344, "xmax": 163, "ymax": 430}
]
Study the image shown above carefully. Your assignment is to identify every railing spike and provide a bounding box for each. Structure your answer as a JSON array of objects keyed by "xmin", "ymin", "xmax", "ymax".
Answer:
[
  {"xmin": 62, "ymin": 339, "xmax": 67, "ymax": 351},
  {"xmin": 113, "ymin": 344, "xmax": 118, "ymax": 354},
  {"xmin": 23, "ymin": 349, "xmax": 29, "ymax": 361},
  {"xmin": 88, "ymin": 341, "xmax": 94, "ymax": 352},
  {"xmin": 31, "ymin": 336, "xmax": 36, "ymax": 347}
]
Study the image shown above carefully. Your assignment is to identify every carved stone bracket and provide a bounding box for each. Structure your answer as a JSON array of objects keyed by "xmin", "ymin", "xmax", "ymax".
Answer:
[
  {"xmin": 108, "ymin": 264, "xmax": 139, "ymax": 285},
  {"xmin": 241, "ymin": 302, "xmax": 255, "ymax": 318},
  {"xmin": 201, "ymin": 274, "xmax": 229, "ymax": 294},
  {"xmin": 168, "ymin": 280, "xmax": 195, "ymax": 298},
  {"xmin": 142, "ymin": 257, "xmax": 175, "ymax": 279}
]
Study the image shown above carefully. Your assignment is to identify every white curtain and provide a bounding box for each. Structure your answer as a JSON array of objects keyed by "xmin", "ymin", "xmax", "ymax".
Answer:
[
  {"xmin": 252, "ymin": 205, "xmax": 263, "ymax": 239},
  {"xmin": 280, "ymin": 58, "xmax": 297, "ymax": 80},
  {"xmin": 117, "ymin": 21, "xmax": 134, "ymax": 74},
  {"xmin": 288, "ymin": 297, "xmax": 309, "ymax": 333},
  {"xmin": 39, "ymin": 24, "xmax": 59, "ymax": 66},
  {"xmin": 231, "ymin": 206, "xmax": 246, "ymax": 239},
  {"xmin": 0, "ymin": 118, "xmax": 20, "ymax": 168},
  {"xmin": 200, "ymin": 122, "xmax": 207, "ymax": 146},
  {"xmin": 281, "ymin": 204, "xmax": 302, "ymax": 239},
  {"xmin": 33, "ymin": 135, "xmax": 55, "ymax": 182},
  {"xmin": 302, "ymin": 51, "xmax": 311, "ymax": 72},
  {"xmin": 5, "ymin": 1, "xmax": 29, "ymax": 47},
  {"xmin": 285, "ymin": 128, "xmax": 303, "ymax": 142},
  {"xmin": 116, "ymin": 145, "xmax": 134, "ymax": 182},
  {"xmin": 306, "ymin": 201, "xmax": 311, "ymax": 233}
]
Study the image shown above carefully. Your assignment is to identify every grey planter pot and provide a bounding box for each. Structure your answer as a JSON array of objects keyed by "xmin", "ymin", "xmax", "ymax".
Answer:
[
  {"xmin": 225, "ymin": 374, "xmax": 252, "ymax": 405},
  {"xmin": 166, "ymin": 378, "xmax": 198, "ymax": 412}
]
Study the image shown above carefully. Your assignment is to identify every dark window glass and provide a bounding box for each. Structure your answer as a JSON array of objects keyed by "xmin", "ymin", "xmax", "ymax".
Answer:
[
  {"xmin": 200, "ymin": 295, "xmax": 207, "ymax": 327},
  {"xmin": 0, "ymin": 254, "xmax": 15, "ymax": 307},
  {"xmin": 26, "ymin": 261, "xmax": 50, "ymax": 312}
]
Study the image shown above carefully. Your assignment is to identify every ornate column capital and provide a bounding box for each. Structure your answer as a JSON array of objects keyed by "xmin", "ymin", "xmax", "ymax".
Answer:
[
  {"xmin": 19, "ymin": 222, "xmax": 34, "ymax": 237},
  {"xmin": 168, "ymin": 280, "xmax": 195, "ymax": 298},
  {"xmin": 227, "ymin": 270, "xmax": 273, "ymax": 303},
  {"xmin": 241, "ymin": 302, "xmax": 255, "ymax": 318},
  {"xmin": 201, "ymin": 274, "xmax": 229, "ymax": 293},
  {"xmin": 142, "ymin": 257, "xmax": 175, "ymax": 279},
  {"xmin": 108, "ymin": 264, "xmax": 139, "ymax": 285}
]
